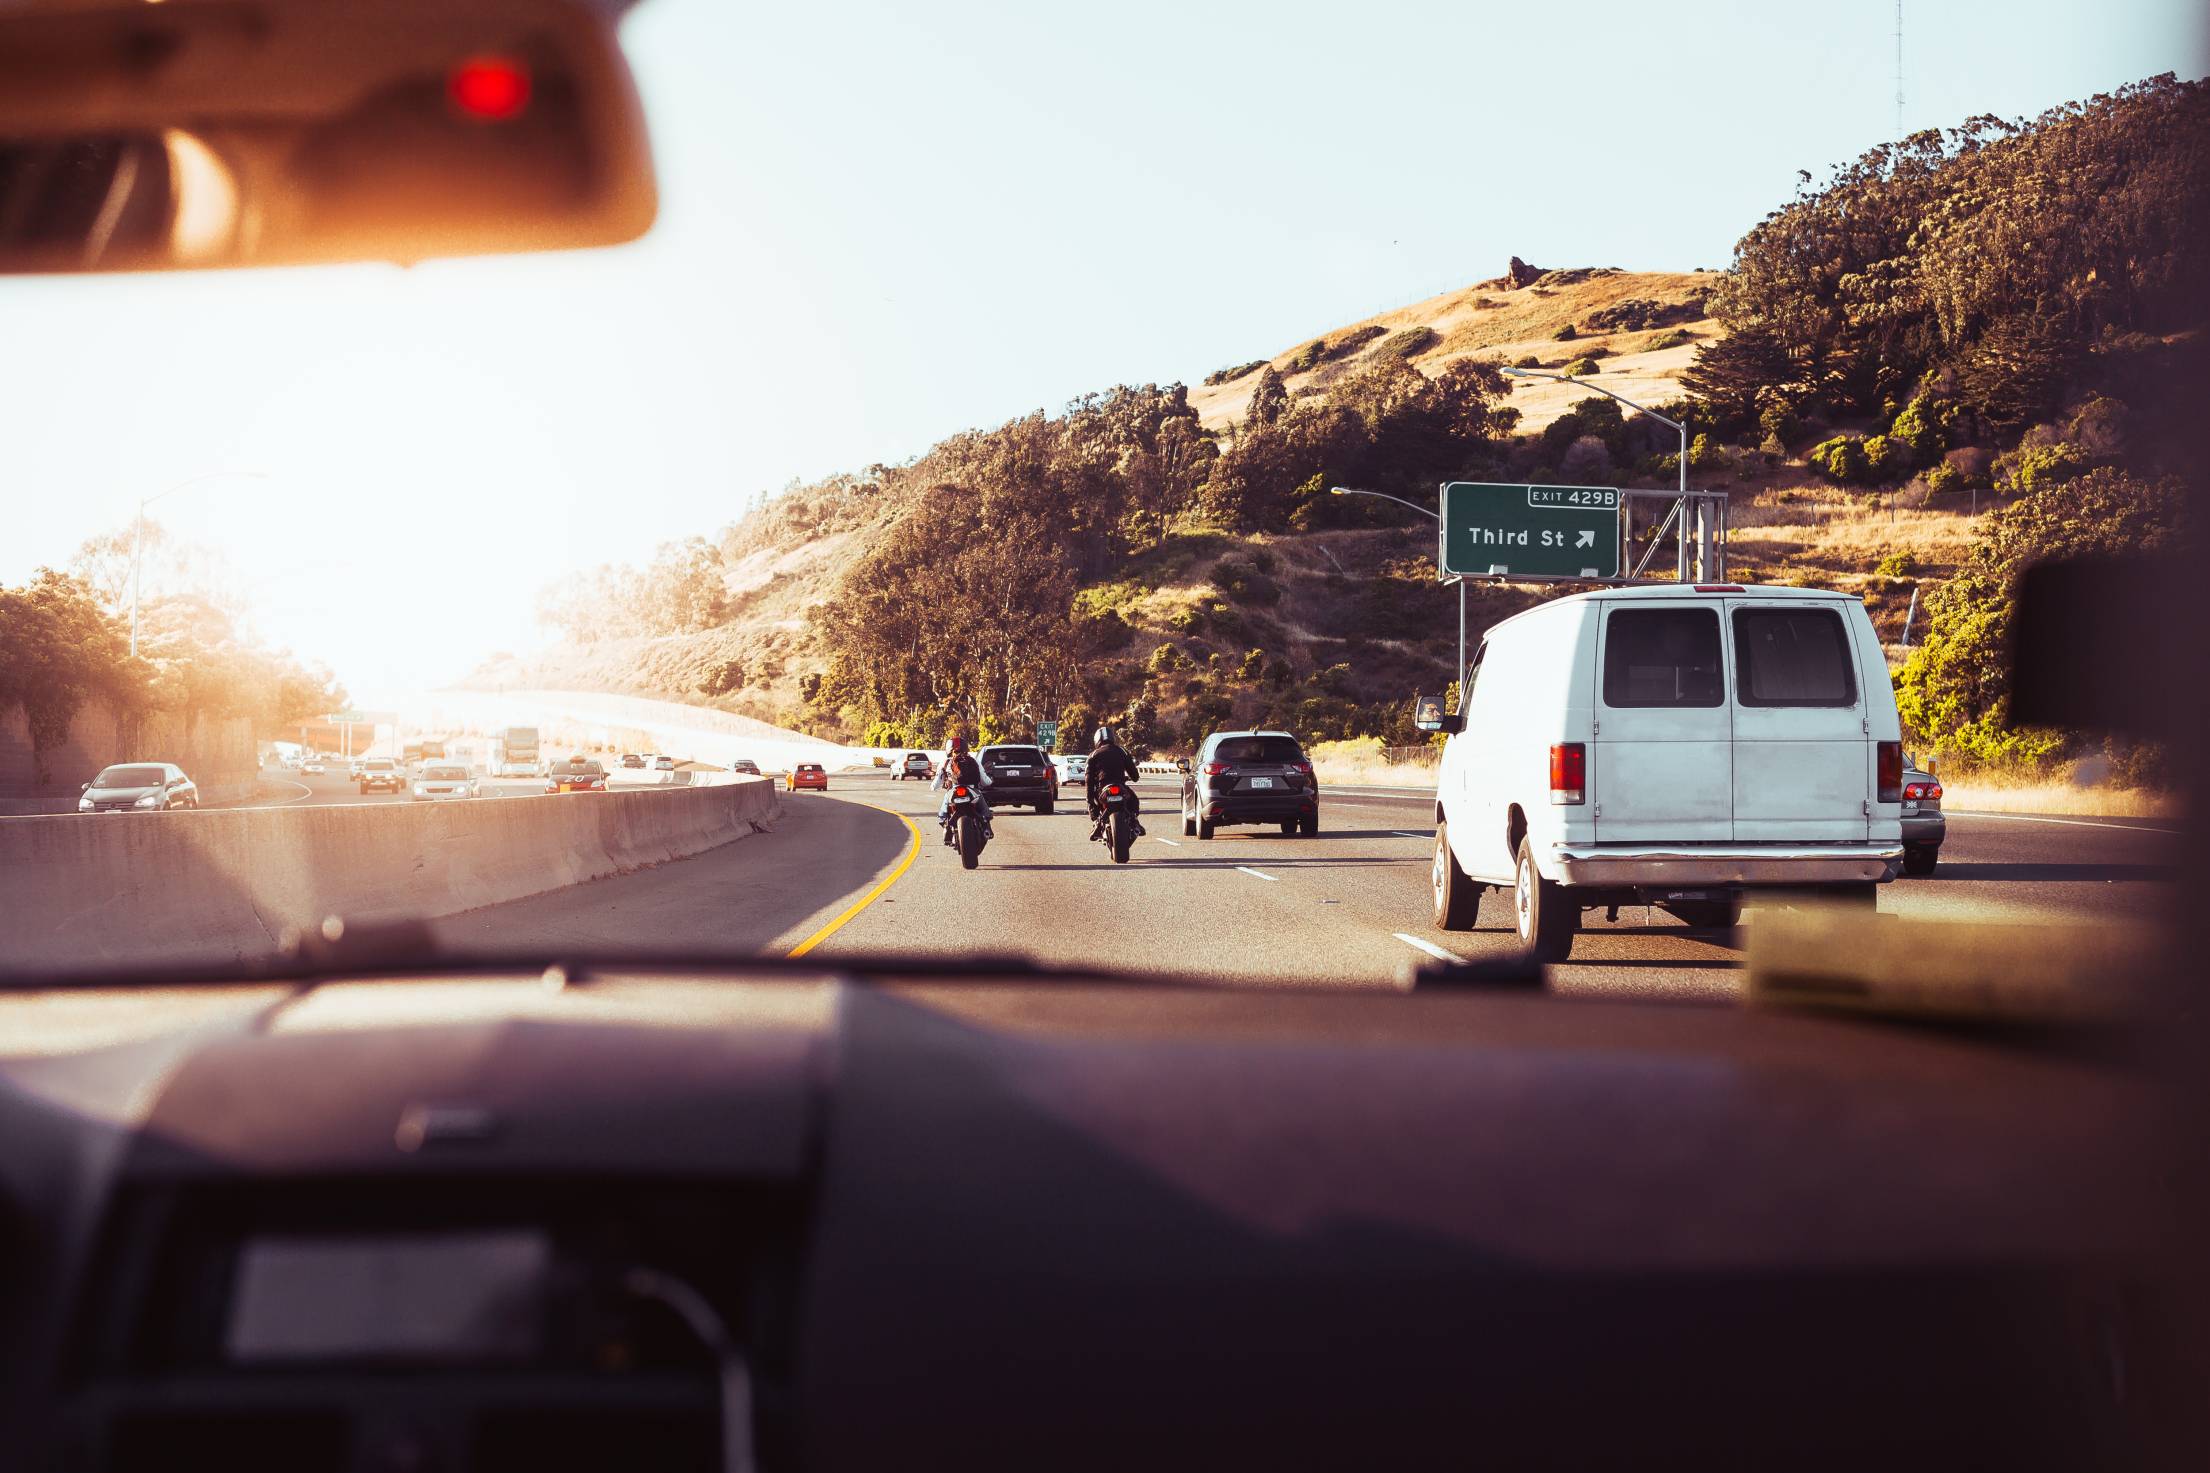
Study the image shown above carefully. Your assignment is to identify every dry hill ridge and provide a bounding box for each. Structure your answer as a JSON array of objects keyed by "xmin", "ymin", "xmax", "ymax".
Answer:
[
  {"xmin": 467, "ymin": 263, "xmax": 1744, "ymax": 736},
  {"xmin": 1189, "ymin": 259, "xmax": 1720, "ymax": 437}
]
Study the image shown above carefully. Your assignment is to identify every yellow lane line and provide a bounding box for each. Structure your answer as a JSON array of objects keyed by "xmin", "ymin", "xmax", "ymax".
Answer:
[{"xmin": 785, "ymin": 802, "xmax": 923, "ymax": 958}]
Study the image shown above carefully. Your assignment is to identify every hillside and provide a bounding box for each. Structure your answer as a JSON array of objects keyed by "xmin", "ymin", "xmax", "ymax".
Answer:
[
  {"xmin": 473, "ymin": 73, "xmax": 2204, "ymax": 778},
  {"xmin": 1189, "ymin": 263, "xmax": 1720, "ymax": 437}
]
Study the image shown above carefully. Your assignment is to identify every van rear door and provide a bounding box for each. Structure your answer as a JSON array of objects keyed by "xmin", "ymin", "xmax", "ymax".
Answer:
[
  {"xmin": 1727, "ymin": 598, "xmax": 1870, "ymax": 841},
  {"xmin": 1591, "ymin": 602, "xmax": 1732, "ymax": 843}
]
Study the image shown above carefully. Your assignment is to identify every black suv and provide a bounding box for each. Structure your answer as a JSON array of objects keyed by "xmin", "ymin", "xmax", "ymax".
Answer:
[
  {"xmin": 1181, "ymin": 730, "xmax": 1319, "ymax": 838},
  {"xmin": 977, "ymin": 744, "xmax": 1055, "ymax": 813}
]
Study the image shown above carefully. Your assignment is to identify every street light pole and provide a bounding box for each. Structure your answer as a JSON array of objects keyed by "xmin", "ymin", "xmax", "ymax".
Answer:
[
  {"xmin": 1329, "ymin": 485, "xmax": 1467, "ymax": 710},
  {"xmin": 1500, "ymin": 367, "xmax": 1706, "ymax": 578},
  {"xmin": 129, "ymin": 470, "xmax": 268, "ymax": 658}
]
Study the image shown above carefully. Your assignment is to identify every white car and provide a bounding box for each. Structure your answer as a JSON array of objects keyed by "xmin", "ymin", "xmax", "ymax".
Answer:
[
  {"xmin": 1422, "ymin": 583, "xmax": 1905, "ymax": 960},
  {"xmin": 409, "ymin": 763, "xmax": 478, "ymax": 801},
  {"xmin": 300, "ymin": 758, "xmax": 326, "ymax": 775},
  {"xmin": 1055, "ymin": 753, "xmax": 1088, "ymax": 787},
  {"xmin": 652, "ymin": 754, "xmax": 676, "ymax": 771}
]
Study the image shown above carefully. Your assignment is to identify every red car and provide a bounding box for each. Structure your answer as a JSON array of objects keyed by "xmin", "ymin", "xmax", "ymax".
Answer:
[
  {"xmin": 788, "ymin": 763, "xmax": 828, "ymax": 792},
  {"xmin": 545, "ymin": 759, "xmax": 609, "ymax": 794}
]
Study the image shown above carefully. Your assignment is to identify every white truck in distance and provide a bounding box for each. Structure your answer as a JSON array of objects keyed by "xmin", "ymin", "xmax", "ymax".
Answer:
[{"xmin": 1422, "ymin": 583, "xmax": 1906, "ymax": 961}]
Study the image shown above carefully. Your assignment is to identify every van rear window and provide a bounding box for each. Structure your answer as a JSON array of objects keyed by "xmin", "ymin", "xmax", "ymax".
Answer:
[
  {"xmin": 1602, "ymin": 609, "xmax": 1723, "ymax": 707},
  {"xmin": 1734, "ymin": 607, "xmax": 1857, "ymax": 707}
]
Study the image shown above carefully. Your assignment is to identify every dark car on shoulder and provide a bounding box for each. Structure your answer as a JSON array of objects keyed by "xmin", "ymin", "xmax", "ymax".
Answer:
[
  {"xmin": 1182, "ymin": 730, "xmax": 1319, "ymax": 839},
  {"xmin": 977, "ymin": 744, "xmax": 1055, "ymax": 813},
  {"xmin": 1901, "ymin": 753, "xmax": 1945, "ymax": 875}
]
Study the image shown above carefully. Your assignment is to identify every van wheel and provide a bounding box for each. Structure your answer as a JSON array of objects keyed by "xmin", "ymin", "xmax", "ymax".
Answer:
[
  {"xmin": 1664, "ymin": 898, "xmax": 1742, "ymax": 930},
  {"xmin": 1513, "ymin": 837, "xmax": 1577, "ymax": 963},
  {"xmin": 1433, "ymin": 822, "xmax": 1480, "ymax": 931},
  {"xmin": 1181, "ymin": 808, "xmax": 1196, "ymax": 837},
  {"xmin": 1902, "ymin": 845, "xmax": 1938, "ymax": 876},
  {"xmin": 1197, "ymin": 818, "xmax": 1215, "ymax": 841}
]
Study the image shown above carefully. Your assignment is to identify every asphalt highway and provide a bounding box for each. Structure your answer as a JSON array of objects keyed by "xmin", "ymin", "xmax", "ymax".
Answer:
[{"xmin": 437, "ymin": 771, "xmax": 2181, "ymax": 997}]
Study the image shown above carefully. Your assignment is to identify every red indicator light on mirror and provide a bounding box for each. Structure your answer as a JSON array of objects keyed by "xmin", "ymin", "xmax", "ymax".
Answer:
[{"xmin": 449, "ymin": 56, "xmax": 532, "ymax": 122}]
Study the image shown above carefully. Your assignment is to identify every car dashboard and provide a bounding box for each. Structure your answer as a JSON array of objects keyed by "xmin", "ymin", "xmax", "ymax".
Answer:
[{"xmin": 0, "ymin": 967, "xmax": 2189, "ymax": 1472}]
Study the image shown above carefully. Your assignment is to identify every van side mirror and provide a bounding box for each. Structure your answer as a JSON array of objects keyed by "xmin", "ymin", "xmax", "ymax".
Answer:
[{"xmin": 1412, "ymin": 695, "xmax": 1463, "ymax": 735}]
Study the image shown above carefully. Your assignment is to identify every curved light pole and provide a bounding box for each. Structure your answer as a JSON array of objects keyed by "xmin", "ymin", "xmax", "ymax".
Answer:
[
  {"xmin": 1499, "ymin": 367, "xmax": 1688, "ymax": 500},
  {"xmin": 1330, "ymin": 485, "xmax": 1467, "ymax": 709},
  {"xmin": 131, "ymin": 470, "xmax": 267, "ymax": 657}
]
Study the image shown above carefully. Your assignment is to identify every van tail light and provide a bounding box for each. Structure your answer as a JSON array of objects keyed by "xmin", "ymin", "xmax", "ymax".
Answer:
[
  {"xmin": 1877, "ymin": 741, "xmax": 1903, "ymax": 803},
  {"xmin": 1549, "ymin": 743, "xmax": 1585, "ymax": 805},
  {"xmin": 1201, "ymin": 761, "xmax": 1230, "ymax": 777}
]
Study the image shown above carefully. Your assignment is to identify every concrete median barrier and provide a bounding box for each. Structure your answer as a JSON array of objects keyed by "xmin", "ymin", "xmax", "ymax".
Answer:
[{"xmin": 0, "ymin": 777, "xmax": 781, "ymax": 976}]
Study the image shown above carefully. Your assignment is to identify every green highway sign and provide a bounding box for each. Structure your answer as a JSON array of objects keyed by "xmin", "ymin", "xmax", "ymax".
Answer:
[
  {"xmin": 1438, "ymin": 482, "xmax": 1621, "ymax": 581},
  {"xmin": 322, "ymin": 710, "xmax": 367, "ymax": 724},
  {"xmin": 1036, "ymin": 719, "xmax": 1058, "ymax": 752}
]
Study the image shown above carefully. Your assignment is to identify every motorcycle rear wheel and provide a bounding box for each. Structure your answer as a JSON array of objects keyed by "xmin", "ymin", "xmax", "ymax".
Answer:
[
  {"xmin": 957, "ymin": 813, "xmax": 982, "ymax": 869},
  {"xmin": 1110, "ymin": 810, "xmax": 1133, "ymax": 864}
]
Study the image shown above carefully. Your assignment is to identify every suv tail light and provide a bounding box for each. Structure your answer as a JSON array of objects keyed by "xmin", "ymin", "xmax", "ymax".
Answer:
[
  {"xmin": 1293, "ymin": 760, "xmax": 1314, "ymax": 775},
  {"xmin": 1201, "ymin": 761, "xmax": 1230, "ymax": 777},
  {"xmin": 1876, "ymin": 741, "xmax": 1903, "ymax": 803},
  {"xmin": 1903, "ymin": 780, "xmax": 1942, "ymax": 801},
  {"xmin": 1549, "ymin": 743, "xmax": 1585, "ymax": 805}
]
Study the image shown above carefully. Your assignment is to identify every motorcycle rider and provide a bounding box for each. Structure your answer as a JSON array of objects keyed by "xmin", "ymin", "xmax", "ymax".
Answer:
[
  {"xmin": 935, "ymin": 734, "xmax": 993, "ymax": 844},
  {"xmin": 1084, "ymin": 725, "xmax": 1145, "ymax": 841}
]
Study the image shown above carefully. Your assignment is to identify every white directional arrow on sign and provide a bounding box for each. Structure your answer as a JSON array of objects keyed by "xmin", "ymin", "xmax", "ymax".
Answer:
[{"xmin": 1575, "ymin": 529, "xmax": 1596, "ymax": 548}]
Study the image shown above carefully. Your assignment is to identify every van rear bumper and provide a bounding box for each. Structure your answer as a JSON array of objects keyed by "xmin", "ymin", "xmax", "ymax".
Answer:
[{"xmin": 1549, "ymin": 842, "xmax": 1903, "ymax": 887}]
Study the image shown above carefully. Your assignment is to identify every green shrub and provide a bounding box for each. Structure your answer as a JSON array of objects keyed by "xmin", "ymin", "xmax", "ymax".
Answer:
[
  {"xmin": 1923, "ymin": 462, "xmax": 1964, "ymax": 497},
  {"xmin": 1995, "ymin": 440, "xmax": 2089, "ymax": 492},
  {"xmin": 1861, "ymin": 433, "xmax": 1912, "ymax": 482},
  {"xmin": 1377, "ymin": 326, "xmax": 1440, "ymax": 360},
  {"xmin": 1287, "ymin": 340, "xmax": 1327, "ymax": 373},
  {"xmin": 1644, "ymin": 327, "xmax": 1694, "ymax": 351},
  {"xmin": 1807, "ymin": 434, "xmax": 1870, "ymax": 484},
  {"xmin": 1553, "ymin": 323, "xmax": 1580, "ymax": 341},
  {"xmin": 1210, "ymin": 558, "xmax": 1282, "ymax": 607},
  {"xmin": 1330, "ymin": 324, "xmax": 1387, "ymax": 358},
  {"xmin": 1512, "ymin": 353, "xmax": 1542, "ymax": 368},
  {"xmin": 2064, "ymin": 395, "xmax": 2129, "ymax": 457},
  {"xmin": 1871, "ymin": 550, "xmax": 1914, "ymax": 579},
  {"xmin": 1561, "ymin": 356, "xmax": 1602, "ymax": 377},
  {"xmin": 1759, "ymin": 401, "xmax": 1801, "ymax": 447},
  {"xmin": 1203, "ymin": 360, "xmax": 1266, "ymax": 387},
  {"xmin": 1888, "ymin": 396, "xmax": 1946, "ymax": 463}
]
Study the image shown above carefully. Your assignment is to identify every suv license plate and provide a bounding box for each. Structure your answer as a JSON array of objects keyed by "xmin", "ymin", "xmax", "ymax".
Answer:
[{"xmin": 1250, "ymin": 777, "xmax": 1273, "ymax": 789}]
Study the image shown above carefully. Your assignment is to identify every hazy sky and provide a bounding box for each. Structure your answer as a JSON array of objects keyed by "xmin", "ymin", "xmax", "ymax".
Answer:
[{"xmin": 2, "ymin": 0, "xmax": 2201, "ymax": 697}]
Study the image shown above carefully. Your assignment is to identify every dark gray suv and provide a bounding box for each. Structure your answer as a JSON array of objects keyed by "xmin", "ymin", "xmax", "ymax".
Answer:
[
  {"xmin": 977, "ymin": 744, "xmax": 1055, "ymax": 812},
  {"xmin": 1181, "ymin": 731, "xmax": 1319, "ymax": 838}
]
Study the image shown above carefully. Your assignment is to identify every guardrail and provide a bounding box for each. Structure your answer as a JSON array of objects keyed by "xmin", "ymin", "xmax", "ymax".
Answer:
[{"xmin": 0, "ymin": 777, "xmax": 781, "ymax": 975}]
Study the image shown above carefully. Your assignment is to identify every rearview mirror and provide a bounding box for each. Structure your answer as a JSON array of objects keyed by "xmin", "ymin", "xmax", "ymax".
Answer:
[
  {"xmin": 0, "ymin": 0, "xmax": 655, "ymax": 275},
  {"xmin": 1412, "ymin": 694, "xmax": 1463, "ymax": 735}
]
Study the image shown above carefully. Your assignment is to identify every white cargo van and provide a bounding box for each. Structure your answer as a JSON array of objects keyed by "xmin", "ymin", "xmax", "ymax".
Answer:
[{"xmin": 1419, "ymin": 583, "xmax": 1905, "ymax": 961}]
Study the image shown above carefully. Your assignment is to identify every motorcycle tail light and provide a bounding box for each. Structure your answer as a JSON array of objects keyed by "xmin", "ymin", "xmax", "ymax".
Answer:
[
  {"xmin": 954, "ymin": 786, "xmax": 970, "ymax": 797},
  {"xmin": 1106, "ymin": 784, "xmax": 1122, "ymax": 796}
]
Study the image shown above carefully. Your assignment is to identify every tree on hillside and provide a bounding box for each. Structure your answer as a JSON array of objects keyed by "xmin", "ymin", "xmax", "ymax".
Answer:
[
  {"xmin": 1246, "ymin": 366, "xmax": 1288, "ymax": 427},
  {"xmin": 0, "ymin": 571, "xmax": 143, "ymax": 775},
  {"xmin": 1694, "ymin": 75, "xmax": 2209, "ymax": 430},
  {"xmin": 1895, "ymin": 466, "xmax": 2190, "ymax": 769}
]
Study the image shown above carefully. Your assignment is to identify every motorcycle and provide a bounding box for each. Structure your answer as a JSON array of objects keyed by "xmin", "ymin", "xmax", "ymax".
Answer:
[
  {"xmin": 943, "ymin": 784, "xmax": 989, "ymax": 870},
  {"xmin": 1094, "ymin": 782, "xmax": 1138, "ymax": 864}
]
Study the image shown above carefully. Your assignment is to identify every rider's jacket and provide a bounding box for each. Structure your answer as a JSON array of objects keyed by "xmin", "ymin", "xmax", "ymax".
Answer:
[{"xmin": 1085, "ymin": 742, "xmax": 1139, "ymax": 804}]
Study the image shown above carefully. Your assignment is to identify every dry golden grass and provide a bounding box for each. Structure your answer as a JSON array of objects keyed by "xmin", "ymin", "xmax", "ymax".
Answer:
[
  {"xmin": 1187, "ymin": 268, "xmax": 1720, "ymax": 431},
  {"xmin": 1935, "ymin": 780, "xmax": 2179, "ymax": 819}
]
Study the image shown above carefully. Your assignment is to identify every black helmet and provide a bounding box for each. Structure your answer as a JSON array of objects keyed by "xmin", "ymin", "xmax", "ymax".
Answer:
[
  {"xmin": 947, "ymin": 735, "xmax": 968, "ymax": 753},
  {"xmin": 1093, "ymin": 726, "xmax": 1115, "ymax": 747}
]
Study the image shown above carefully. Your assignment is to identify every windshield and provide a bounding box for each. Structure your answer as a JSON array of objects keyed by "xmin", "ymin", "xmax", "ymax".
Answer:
[{"xmin": 0, "ymin": 6, "xmax": 2192, "ymax": 1009}]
